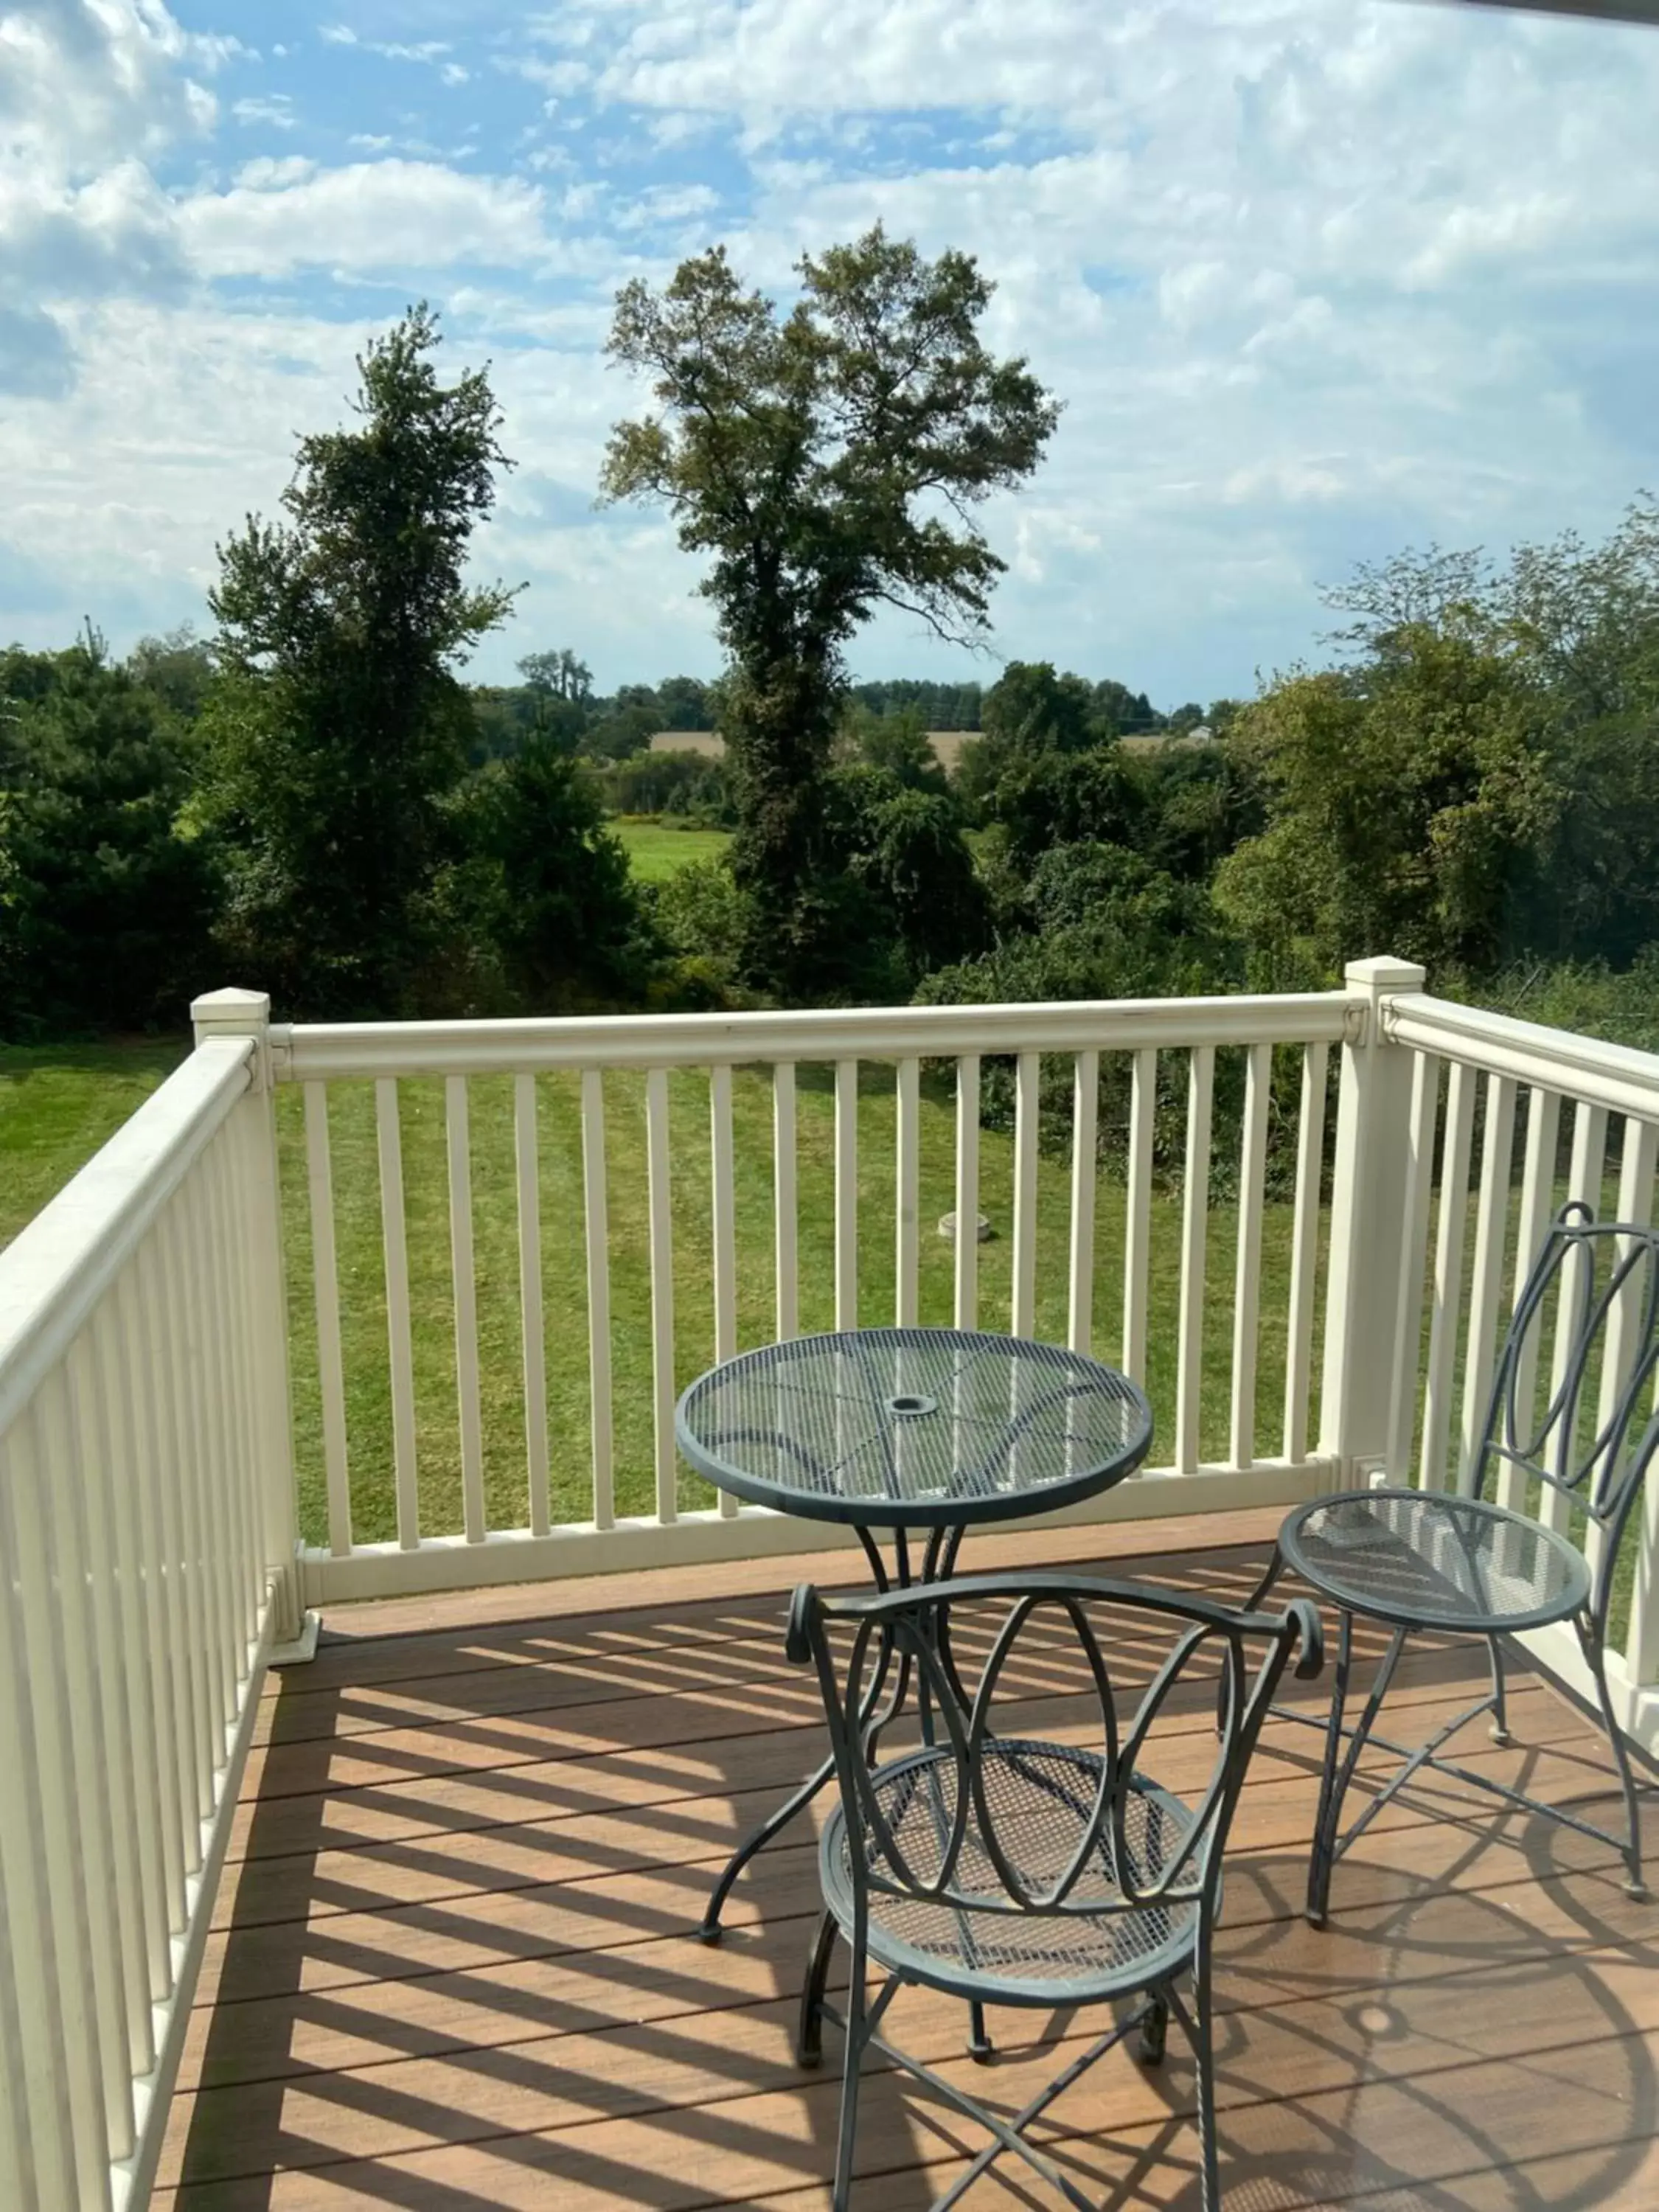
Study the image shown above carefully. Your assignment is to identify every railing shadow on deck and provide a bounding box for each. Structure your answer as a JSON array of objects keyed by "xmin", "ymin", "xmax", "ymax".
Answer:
[{"xmin": 169, "ymin": 1556, "xmax": 1659, "ymax": 2211}]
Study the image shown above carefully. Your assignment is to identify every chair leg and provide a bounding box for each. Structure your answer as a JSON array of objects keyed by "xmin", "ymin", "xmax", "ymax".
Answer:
[
  {"xmin": 1487, "ymin": 1634, "xmax": 1510, "ymax": 1747},
  {"xmin": 1189, "ymin": 1947, "xmax": 1220, "ymax": 2212},
  {"xmin": 1576, "ymin": 1613, "xmax": 1648, "ymax": 1901},
  {"xmin": 832, "ymin": 1941, "xmax": 868, "ymax": 2212},
  {"xmin": 798, "ymin": 1909, "xmax": 839, "ymax": 2068},
  {"xmin": 1135, "ymin": 1986, "xmax": 1169, "ymax": 2065}
]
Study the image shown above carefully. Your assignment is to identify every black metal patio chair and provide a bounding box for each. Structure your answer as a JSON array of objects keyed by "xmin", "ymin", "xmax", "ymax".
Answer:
[
  {"xmin": 1262, "ymin": 1200, "xmax": 1658, "ymax": 1925},
  {"xmin": 785, "ymin": 1570, "xmax": 1322, "ymax": 2212}
]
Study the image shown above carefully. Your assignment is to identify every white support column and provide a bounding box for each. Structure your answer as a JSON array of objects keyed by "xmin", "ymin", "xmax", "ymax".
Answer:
[
  {"xmin": 1317, "ymin": 956, "xmax": 1427, "ymax": 1485},
  {"xmin": 189, "ymin": 988, "xmax": 315, "ymax": 1662}
]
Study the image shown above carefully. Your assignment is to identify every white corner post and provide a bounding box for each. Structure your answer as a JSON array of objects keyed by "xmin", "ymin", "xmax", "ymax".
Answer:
[
  {"xmin": 1318, "ymin": 956, "xmax": 1428, "ymax": 1486},
  {"xmin": 191, "ymin": 987, "xmax": 316, "ymax": 1663}
]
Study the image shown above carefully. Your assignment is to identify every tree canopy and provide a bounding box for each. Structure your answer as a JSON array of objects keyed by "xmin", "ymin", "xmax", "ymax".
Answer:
[
  {"xmin": 196, "ymin": 304, "xmax": 520, "ymax": 1014},
  {"xmin": 601, "ymin": 226, "xmax": 1059, "ymax": 994}
]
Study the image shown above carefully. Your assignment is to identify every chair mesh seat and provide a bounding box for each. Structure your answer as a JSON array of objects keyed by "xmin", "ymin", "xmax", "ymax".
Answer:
[
  {"xmin": 823, "ymin": 1739, "xmax": 1200, "ymax": 1997},
  {"xmin": 1282, "ymin": 1489, "xmax": 1590, "ymax": 1632}
]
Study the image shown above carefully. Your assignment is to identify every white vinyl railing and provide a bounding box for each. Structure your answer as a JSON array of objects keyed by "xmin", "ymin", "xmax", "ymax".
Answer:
[
  {"xmin": 1380, "ymin": 986, "xmax": 1659, "ymax": 1751},
  {"xmin": 261, "ymin": 986, "xmax": 1365, "ymax": 1602},
  {"xmin": 7, "ymin": 957, "xmax": 1659, "ymax": 2208},
  {"xmin": 0, "ymin": 1008, "xmax": 304, "ymax": 2212}
]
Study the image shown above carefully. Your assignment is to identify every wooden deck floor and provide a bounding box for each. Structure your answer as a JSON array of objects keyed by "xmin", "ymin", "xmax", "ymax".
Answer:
[{"xmin": 156, "ymin": 1509, "xmax": 1659, "ymax": 2211}]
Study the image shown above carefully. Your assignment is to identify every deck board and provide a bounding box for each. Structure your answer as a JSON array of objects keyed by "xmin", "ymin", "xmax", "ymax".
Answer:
[{"xmin": 156, "ymin": 1525, "xmax": 1659, "ymax": 2209}]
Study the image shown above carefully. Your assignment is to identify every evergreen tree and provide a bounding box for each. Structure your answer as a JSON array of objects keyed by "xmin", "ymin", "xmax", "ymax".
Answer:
[{"xmin": 197, "ymin": 305, "xmax": 518, "ymax": 1013}]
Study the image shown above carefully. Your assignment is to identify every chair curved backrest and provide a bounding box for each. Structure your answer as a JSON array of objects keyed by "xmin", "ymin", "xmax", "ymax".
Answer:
[
  {"xmin": 786, "ymin": 1571, "xmax": 1321, "ymax": 1929},
  {"xmin": 1475, "ymin": 1203, "xmax": 1659, "ymax": 1582}
]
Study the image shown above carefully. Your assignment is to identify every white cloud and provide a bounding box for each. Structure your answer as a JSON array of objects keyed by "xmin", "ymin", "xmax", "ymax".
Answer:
[
  {"xmin": 232, "ymin": 95, "xmax": 296, "ymax": 130},
  {"xmin": 4, "ymin": 0, "xmax": 1659, "ymax": 704},
  {"xmin": 319, "ymin": 25, "xmax": 468, "ymax": 77},
  {"xmin": 178, "ymin": 160, "xmax": 549, "ymax": 277},
  {"xmin": 0, "ymin": 0, "xmax": 223, "ymax": 169},
  {"xmin": 234, "ymin": 156, "xmax": 316, "ymax": 190}
]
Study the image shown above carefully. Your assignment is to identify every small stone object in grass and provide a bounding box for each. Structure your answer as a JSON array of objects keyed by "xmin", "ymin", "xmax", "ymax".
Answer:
[{"xmin": 937, "ymin": 1210, "xmax": 993, "ymax": 1244}]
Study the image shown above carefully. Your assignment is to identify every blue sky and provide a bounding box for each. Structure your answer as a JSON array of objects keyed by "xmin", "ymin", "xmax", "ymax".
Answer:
[{"xmin": 3, "ymin": 0, "xmax": 1658, "ymax": 709}]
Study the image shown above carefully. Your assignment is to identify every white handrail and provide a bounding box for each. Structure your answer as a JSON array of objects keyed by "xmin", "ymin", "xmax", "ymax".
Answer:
[
  {"xmin": 274, "ymin": 988, "xmax": 1358, "ymax": 1079},
  {"xmin": 1385, "ymin": 991, "xmax": 1659, "ymax": 1124}
]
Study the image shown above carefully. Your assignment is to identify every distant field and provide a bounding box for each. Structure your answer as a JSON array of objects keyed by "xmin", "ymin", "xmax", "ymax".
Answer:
[
  {"xmin": 651, "ymin": 729, "xmax": 981, "ymax": 772},
  {"xmin": 613, "ymin": 817, "xmax": 731, "ymax": 880}
]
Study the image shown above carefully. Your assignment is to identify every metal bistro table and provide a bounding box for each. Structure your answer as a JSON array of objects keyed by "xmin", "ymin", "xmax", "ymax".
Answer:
[{"xmin": 676, "ymin": 1326, "xmax": 1154, "ymax": 1950}]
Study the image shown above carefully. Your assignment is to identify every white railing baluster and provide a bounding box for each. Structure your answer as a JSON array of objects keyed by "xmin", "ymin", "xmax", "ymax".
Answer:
[
  {"xmin": 954, "ymin": 1056, "xmax": 981, "ymax": 1333},
  {"xmin": 1419, "ymin": 1060, "xmax": 1476, "ymax": 1493},
  {"xmin": 181, "ymin": 1170, "xmax": 237, "ymax": 1728},
  {"xmin": 835, "ymin": 1060, "xmax": 859, "ymax": 1329},
  {"xmin": 896, "ymin": 1057, "xmax": 920, "ymax": 1328},
  {"xmin": 1123, "ymin": 1048, "xmax": 1156, "ymax": 1387},
  {"xmin": 209, "ymin": 1131, "xmax": 262, "ymax": 1649},
  {"xmin": 100, "ymin": 1275, "xmax": 179, "ymax": 1980},
  {"xmin": 64, "ymin": 1340, "xmax": 152, "ymax": 2093},
  {"xmin": 646, "ymin": 1068, "xmax": 678, "ymax": 1523},
  {"xmin": 1011, "ymin": 1053, "xmax": 1040, "ymax": 1338},
  {"xmin": 41, "ymin": 1366, "xmax": 135, "ymax": 2156},
  {"xmin": 7, "ymin": 1407, "xmax": 114, "ymax": 2203},
  {"xmin": 0, "ymin": 1433, "xmax": 80, "ymax": 2211},
  {"xmin": 515, "ymin": 1074, "xmax": 551, "ymax": 1540},
  {"xmin": 1068, "ymin": 1051, "xmax": 1099, "ymax": 1356},
  {"xmin": 1283, "ymin": 1040, "xmax": 1329, "ymax": 1464},
  {"xmin": 154, "ymin": 1204, "xmax": 218, "ymax": 1806},
  {"xmin": 198, "ymin": 1138, "xmax": 256, "ymax": 1663},
  {"xmin": 1498, "ymin": 1085, "xmax": 1562, "ymax": 1514},
  {"xmin": 302, "ymin": 1081, "xmax": 352, "ymax": 1557},
  {"xmin": 1230, "ymin": 1043, "xmax": 1273, "ymax": 1472},
  {"xmin": 1175, "ymin": 1046, "xmax": 1215, "ymax": 1474},
  {"xmin": 1588, "ymin": 1119, "xmax": 1658, "ymax": 1596},
  {"xmin": 1385, "ymin": 1051, "xmax": 1439, "ymax": 1483},
  {"xmin": 710, "ymin": 1065, "xmax": 739, "ymax": 1518},
  {"xmin": 773, "ymin": 1064, "xmax": 799, "ymax": 1342},
  {"xmin": 375, "ymin": 1079, "xmax": 420, "ymax": 1550},
  {"xmin": 445, "ymin": 1076, "xmax": 486, "ymax": 1546},
  {"xmin": 1624, "ymin": 1119, "xmax": 1659, "ymax": 1683},
  {"xmin": 0, "ymin": 1795, "xmax": 38, "ymax": 2206},
  {"xmin": 1456, "ymin": 1074, "xmax": 1518, "ymax": 1495},
  {"xmin": 1542, "ymin": 1101, "xmax": 1609, "ymax": 1537},
  {"xmin": 130, "ymin": 1235, "xmax": 206, "ymax": 1862},
  {"xmin": 580, "ymin": 1068, "xmax": 614, "ymax": 1532}
]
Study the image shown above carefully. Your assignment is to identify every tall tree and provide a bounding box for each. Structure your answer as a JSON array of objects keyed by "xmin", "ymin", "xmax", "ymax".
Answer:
[
  {"xmin": 600, "ymin": 226, "xmax": 1058, "ymax": 996},
  {"xmin": 197, "ymin": 305, "xmax": 518, "ymax": 1013}
]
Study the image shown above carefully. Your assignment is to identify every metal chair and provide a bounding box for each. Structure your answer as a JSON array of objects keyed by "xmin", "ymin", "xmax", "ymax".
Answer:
[
  {"xmin": 785, "ymin": 1570, "xmax": 1323, "ymax": 2212},
  {"xmin": 1265, "ymin": 1200, "xmax": 1658, "ymax": 1925}
]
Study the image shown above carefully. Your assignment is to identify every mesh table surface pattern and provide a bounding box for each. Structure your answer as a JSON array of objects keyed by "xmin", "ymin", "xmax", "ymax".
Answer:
[
  {"xmin": 1284, "ymin": 1489, "xmax": 1589, "ymax": 1629},
  {"xmin": 828, "ymin": 1739, "xmax": 1198, "ymax": 1989},
  {"xmin": 677, "ymin": 1329, "xmax": 1150, "ymax": 1526}
]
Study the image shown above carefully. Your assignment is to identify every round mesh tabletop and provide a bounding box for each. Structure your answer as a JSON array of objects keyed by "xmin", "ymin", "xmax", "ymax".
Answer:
[
  {"xmin": 1281, "ymin": 1488, "xmax": 1590, "ymax": 1632},
  {"xmin": 675, "ymin": 1329, "xmax": 1152, "ymax": 1528}
]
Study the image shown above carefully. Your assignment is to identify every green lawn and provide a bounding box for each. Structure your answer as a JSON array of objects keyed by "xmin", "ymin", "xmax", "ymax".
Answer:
[
  {"xmin": 272, "ymin": 1060, "xmax": 1324, "ymax": 1549},
  {"xmin": 1, "ymin": 1040, "xmax": 1324, "ymax": 1548},
  {"xmin": 0, "ymin": 1040, "xmax": 189, "ymax": 1248},
  {"xmin": 612, "ymin": 816, "xmax": 731, "ymax": 880}
]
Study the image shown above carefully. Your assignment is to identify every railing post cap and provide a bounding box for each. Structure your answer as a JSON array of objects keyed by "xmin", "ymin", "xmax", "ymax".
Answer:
[
  {"xmin": 192, "ymin": 987, "xmax": 271, "ymax": 1038},
  {"xmin": 1343, "ymin": 956, "xmax": 1427, "ymax": 995}
]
